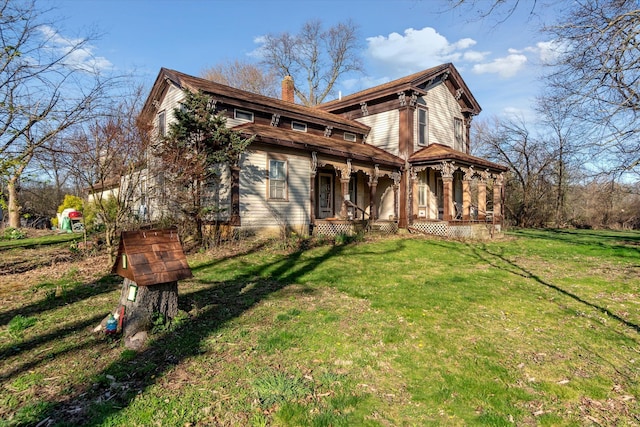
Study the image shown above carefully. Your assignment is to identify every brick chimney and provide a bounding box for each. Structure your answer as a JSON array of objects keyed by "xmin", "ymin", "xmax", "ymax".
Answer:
[{"xmin": 282, "ymin": 76, "xmax": 294, "ymax": 103}]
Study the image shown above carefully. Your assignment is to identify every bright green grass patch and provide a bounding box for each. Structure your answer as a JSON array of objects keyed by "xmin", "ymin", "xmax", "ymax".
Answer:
[
  {"xmin": 0, "ymin": 232, "xmax": 81, "ymax": 250},
  {"xmin": 1, "ymin": 229, "xmax": 639, "ymax": 426}
]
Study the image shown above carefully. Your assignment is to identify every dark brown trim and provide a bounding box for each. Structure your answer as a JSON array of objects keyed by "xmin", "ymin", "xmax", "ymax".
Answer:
[{"xmin": 230, "ymin": 166, "xmax": 241, "ymax": 226}]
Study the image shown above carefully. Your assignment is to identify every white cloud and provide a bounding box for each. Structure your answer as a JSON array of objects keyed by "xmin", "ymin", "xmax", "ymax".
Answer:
[
  {"xmin": 524, "ymin": 40, "xmax": 564, "ymax": 65},
  {"xmin": 38, "ymin": 25, "xmax": 112, "ymax": 72},
  {"xmin": 366, "ymin": 27, "xmax": 478, "ymax": 77},
  {"xmin": 463, "ymin": 51, "xmax": 490, "ymax": 62},
  {"xmin": 472, "ymin": 54, "xmax": 527, "ymax": 78}
]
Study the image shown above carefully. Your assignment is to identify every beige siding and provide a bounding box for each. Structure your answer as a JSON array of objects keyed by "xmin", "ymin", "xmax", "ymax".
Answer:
[
  {"xmin": 416, "ymin": 83, "xmax": 465, "ymax": 151},
  {"xmin": 356, "ymin": 110, "xmax": 399, "ymax": 156},
  {"xmin": 239, "ymin": 149, "xmax": 310, "ymax": 236},
  {"xmin": 157, "ymin": 85, "xmax": 185, "ymax": 129}
]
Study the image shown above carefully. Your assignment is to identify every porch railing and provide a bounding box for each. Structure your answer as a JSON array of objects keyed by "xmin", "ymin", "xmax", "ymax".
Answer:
[{"xmin": 344, "ymin": 200, "xmax": 370, "ymax": 222}]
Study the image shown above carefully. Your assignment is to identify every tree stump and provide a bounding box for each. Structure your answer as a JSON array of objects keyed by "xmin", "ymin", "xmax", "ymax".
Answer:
[{"xmin": 118, "ymin": 278, "xmax": 178, "ymax": 338}]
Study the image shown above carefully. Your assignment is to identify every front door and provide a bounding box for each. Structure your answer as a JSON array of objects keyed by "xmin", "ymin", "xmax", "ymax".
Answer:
[{"xmin": 318, "ymin": 173, "xmax": 333, "ymax": 218}]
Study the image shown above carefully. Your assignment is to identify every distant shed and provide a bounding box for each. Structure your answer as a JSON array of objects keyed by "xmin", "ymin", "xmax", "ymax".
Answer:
[{"xmin": 111, "ymin": 228, "xmax": 193, "ymax": 286}]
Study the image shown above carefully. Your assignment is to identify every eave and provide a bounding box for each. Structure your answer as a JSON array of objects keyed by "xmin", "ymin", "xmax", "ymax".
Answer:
[
  {"xmin": 139, "ymin": 68, "xmax": 369, "ymax": 134},
  {"xmin": 318, "ymin": 63, "xmax": 481, "ymax": 116},
  {"xmin": 409, "ymin": 143, "xmax": 507, "ymax": 172},
  {"xmin": 233, "ymin": 123, "xmax": 404, "ymax": 168}
]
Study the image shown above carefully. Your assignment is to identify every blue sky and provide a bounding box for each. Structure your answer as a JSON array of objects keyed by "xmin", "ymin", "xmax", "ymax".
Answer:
[{"xmin": 51, "ymin": 0, "xmax": 560, "ymax": 120}]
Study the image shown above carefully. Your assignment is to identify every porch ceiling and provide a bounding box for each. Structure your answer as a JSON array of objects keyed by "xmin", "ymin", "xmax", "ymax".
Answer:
[
  {"xmin": 409, "ymin": 143, "xmax": 507, "ymax": 172},
  {"xmin": 234, "ymin": 123, "xmax": 404, "ymax": 168}
]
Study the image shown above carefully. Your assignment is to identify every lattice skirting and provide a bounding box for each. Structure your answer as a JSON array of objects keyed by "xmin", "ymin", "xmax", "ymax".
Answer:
[
  {"xmin": 313, "ymin": 221, "xmax": 355, "ymax": 237},
  {"xmin": 410, "ymin": 222, "xmax": 501, "ymax": 239},
  {"xmin": 372, "ymin": 221, "xmax": 399, "ymax": 234}
]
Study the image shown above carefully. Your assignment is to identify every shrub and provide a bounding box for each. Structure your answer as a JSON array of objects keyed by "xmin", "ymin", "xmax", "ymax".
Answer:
[{"xmin": 2, "ymin": 227, "xmax": 26, "ymax": 240}]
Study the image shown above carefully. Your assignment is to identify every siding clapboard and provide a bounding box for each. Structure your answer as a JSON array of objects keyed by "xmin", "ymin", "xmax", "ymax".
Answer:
[
  {"xmin": 356, "ymin": 110, "xmax": 399, "ymax": 156},
  {"xmin": 239, "ymin": 149, "xmax": 310, "ymax": 231},
  {"xmin": 418, "ymin": 83, "xmax": 464, "ymax": 151}
]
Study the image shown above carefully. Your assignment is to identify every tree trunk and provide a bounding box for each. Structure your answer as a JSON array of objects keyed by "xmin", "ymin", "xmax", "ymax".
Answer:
[
  {"xmin": 117, "ymin": 278, "xmax": 178, "ymax": 338},
  {"xmin": 7, "ymin": 177, "xmax": 21, "ymax": 228}
]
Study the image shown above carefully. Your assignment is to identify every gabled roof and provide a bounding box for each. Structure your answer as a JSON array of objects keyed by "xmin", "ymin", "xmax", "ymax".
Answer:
[
  {"xmin": 234, "ymin": 123, "xmax": 404, "ymax": 168},
  {"xmin": 112, "ymin": 228, "xmax": 192, "ymax": 286},
  {"xmin": 409, "ymin": 143, "xmax": 507, "ymax": 172},
  {"xmin": 139, "ymin": 68, "xmax": 369, "ymax": 133},
  {"xmin": 318, "ymin": 63, "xmax": 481, "ymax": 115}
]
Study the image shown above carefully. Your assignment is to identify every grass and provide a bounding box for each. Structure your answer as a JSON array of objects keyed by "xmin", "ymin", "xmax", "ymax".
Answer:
[
  {"xmin": 0, "ymin": 228, "xmax": 639, "ymax": 426},
  {"xmin": 0, "ymin": 232, "xmax": 81, "ymax": 249}
]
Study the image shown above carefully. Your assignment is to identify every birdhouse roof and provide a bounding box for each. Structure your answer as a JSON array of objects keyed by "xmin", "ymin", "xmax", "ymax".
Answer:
[{"xmin": 111, "ymin": 228, "xmax": 193, "ymax": 286}]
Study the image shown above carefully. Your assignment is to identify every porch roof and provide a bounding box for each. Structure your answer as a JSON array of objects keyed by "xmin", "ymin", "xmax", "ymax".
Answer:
[
  {"xmin": 234, "ymin": 123, "xmax": 404, "ymax": 168},
  {"xmin": 409, "ymin": 143, "xmax": 508, "ymax": 172}
]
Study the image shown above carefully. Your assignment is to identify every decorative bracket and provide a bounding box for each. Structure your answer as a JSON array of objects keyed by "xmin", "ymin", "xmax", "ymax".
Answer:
[
  {"xmin": 409, "ymin": 91, "xmax": 419, "ymax": 107},
  {"xmin": 324, "ymin": 126, "xmax": 333, "ymax": 137},
  {"xmin": 270, "ymin": 113, "xmax": 280, "ymax": 127},
  {"xmin": 398, "ymin": 92, "xmax": 407, "ymax": 107},
  {"xmin": 360, "ymin": 102, "xmax": 368, "ymax": 116}
]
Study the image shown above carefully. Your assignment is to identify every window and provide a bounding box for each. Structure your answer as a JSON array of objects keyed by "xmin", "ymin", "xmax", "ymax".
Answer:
[
  {"xmin": 454, "ymin": 117, "xmax": 464, "ymax": 151},
  {"xmin": 291, "ymin": 121, "xmax": 307, "ymax": 132},
  {"xmin": 268, "ymin": 159, "xmax": 286, "ymax": 199},
  {"xmin": 343, "ymin": 132, "xmax": 356, "ymax": 142},
  {"xmin": 418, "ymin": 107, "xmax": 428, "ymax": 146},
  {"xmin": 417, "ymin": 170, "xmax": 427, "ymax": 206},
  {"xmin": 158, "ymin": 110, "xmax": 166, "ymax": 137},
  {"xmin": 234, "ymin": 109, "xmax": 254, "ymax": 122}
]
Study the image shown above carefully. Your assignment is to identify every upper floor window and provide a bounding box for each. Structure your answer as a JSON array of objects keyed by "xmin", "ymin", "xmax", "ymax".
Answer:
[
  {"xmin": 268, "ymin": 158, "xmax": 287, "ymax": 200},
  {"xmin": 291, "ymin": 121, "xmax": 307, "ymax": 132},
  {"xmin": 158, "ymin": 110, "xmax": 166, "ymax": 137},
  {"xmin": 234, "ymin": 109, "xmax": 254, "ymax": 122},
  {"xmin": 343, "ymin": 132, "xmax": 356, "ymax": 142},
  {"xmin": 454, "ymin": 117, "xmax": 464, "ymax": 151},
  {"xmin": 417, "ymin": 107, "xmax": 428, "ymax": 146}
]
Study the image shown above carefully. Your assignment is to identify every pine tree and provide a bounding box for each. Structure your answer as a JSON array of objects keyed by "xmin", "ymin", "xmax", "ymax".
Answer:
[{"xmin": 155, "ymin": 90, "xmax": 253, "ymax": 245}]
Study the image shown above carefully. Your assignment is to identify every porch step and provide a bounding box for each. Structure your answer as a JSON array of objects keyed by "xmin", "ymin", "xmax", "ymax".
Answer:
[{"xmin": 370, "ymin": 221, "xmax": 398, "ymax": 235}]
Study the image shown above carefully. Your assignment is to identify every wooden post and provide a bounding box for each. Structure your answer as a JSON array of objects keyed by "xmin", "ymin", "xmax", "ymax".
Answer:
[
  {"xmin": 493, "ymin": 173, "xmax": 504, "ymax": 222},
  {"xmin": 478, "ymin": 179, "xmax": 487, "ymax": 221}
]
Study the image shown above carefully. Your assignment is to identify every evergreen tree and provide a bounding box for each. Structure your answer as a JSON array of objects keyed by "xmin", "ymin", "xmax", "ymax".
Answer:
[{"xmin": 156, "ymin": 89, "xmax": 253, "ymax": 245}]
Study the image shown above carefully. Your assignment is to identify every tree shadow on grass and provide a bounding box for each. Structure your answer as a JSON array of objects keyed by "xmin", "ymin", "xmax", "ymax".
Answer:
[
  {"xmin": 0, "ymin": 274, "xmax": 121, "ymax": 328},
  {"xmin": 33, "ymin": 240, "xmax": 355, "ymax": 425},
  {"xmin": 468, "ymin": 242, "xmax": 640, "ymax": 336}
]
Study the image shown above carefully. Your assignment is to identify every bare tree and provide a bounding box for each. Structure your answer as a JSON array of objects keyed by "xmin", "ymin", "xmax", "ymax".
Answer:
[
  {"xmin": 535, "ymin": 91, "xmax": 592, "ymax": 226},
  {"xmin": 544, "ymin": 0, "xmax": 640, "ymax": 177},
  {"xmin": 200, "ymin": 59, "xmax": 279, "ymax": 97},
  {"xmin": 0, "ymin": 0, "xmax": 118, "ymax": 228},
  {"xmin": 449, "ymin": 0, "xmax": 640, "ymax": 178},
  {"xmin": 66, "ymin": 87, "xmax": 150, "ymax": 262},
  {"xmin": 473, "ymin": 116, "xmax": 555, "ymax": 227},
  {"xmin": 259, "ymin": 19, "xmax": 363, "ymax": 106}
]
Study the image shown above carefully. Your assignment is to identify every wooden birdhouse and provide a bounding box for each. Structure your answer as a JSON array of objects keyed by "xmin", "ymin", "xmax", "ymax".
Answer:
[{"xmin": 111, "ymin": 228, "xmax": 192, "ymax": 286}]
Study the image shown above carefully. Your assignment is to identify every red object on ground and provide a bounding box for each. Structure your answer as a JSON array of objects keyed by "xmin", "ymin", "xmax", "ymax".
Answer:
[{"xmin": 118, "ymin": 306, "xmax": 125, "ymax": 331}]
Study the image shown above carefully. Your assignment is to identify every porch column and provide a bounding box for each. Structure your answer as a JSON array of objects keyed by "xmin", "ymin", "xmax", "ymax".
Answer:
[
  {"xmin": 310, "ymin": 152, "xmax": 317, "ymax": 227},
  {"xmin": 409, "ymin": 167, "xmax": 417, "ymax": 223},
  {"xmin": 392, "ymin": 171, "xmax": 401, "ymax": 222},
  {"xmin": 477, "ymin": 170, "xmax": 488, "ymax": 221},
  {"xmin": 368, "ymin": 166, "xmax": 379, "ymax": 220},
  {"xmin": 462, "ymin": 167, "xmax": 473, "ymax": 220},
  {"xmin": 338, "ymin": 159, "xmax": 352, "ymax": 219},
  {"xmin": 493, "ymin": 173, "xmax": 504, "ymax": 222},
  {"xmin": 340, "ymin": 177, "xmax": 350, "ymax": 218},
  {"xmin": 441, "ymin": 162, "xmax": 454, "ymax": 221}
]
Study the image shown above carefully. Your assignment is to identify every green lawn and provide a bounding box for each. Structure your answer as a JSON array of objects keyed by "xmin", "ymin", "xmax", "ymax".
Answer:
[{"xmin": 1, "ymin": 229, "xmax": 639, "ymax": 426}]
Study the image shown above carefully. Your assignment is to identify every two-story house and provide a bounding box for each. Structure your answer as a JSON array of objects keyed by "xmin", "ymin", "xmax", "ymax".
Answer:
[{"xmin": 138, "ymin": 63, "xmax": 507, "ymax": 239}]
